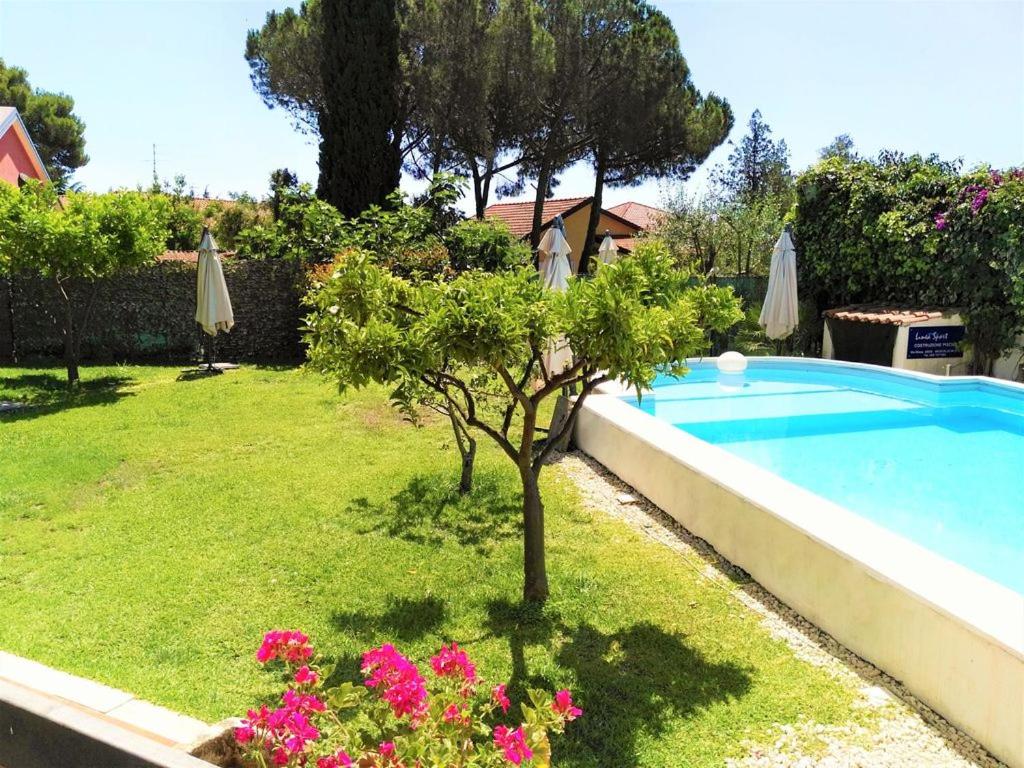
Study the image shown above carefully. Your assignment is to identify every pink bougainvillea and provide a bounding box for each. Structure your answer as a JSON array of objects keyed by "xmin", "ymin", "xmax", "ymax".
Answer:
[
  {"xmin": 430, "ymin": 642, "xmax": 477, "ymax": 693},
  {"xmin": 257, "ymin": 630, "xmax": 315, "ymax": 665},
  {"xmin": 491, "ymin": 683, "xmax": 511, "ymax": 714},
  {"xmin": 294, "ymin": 665, "xmax": 320, "ymax": 687},
  {"xmin": 493, "ymin": 725, "xmax": 533, "ymax": 765},
  {"xmin": 236, "ymin": 631, "xmax": 581, "ymax": 767},
  {"xmin": 551, "ymin": 689, "xmax": 583, "ymax": 721},
  {"xmin": 361, "ymin": 644, "xmax": 429, "ymax": 722}
]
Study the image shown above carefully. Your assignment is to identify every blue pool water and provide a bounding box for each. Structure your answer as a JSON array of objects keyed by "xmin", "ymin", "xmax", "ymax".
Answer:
[{"xmin": 623, "ymin": 360, "xmax": 1024, "ymax": 594}]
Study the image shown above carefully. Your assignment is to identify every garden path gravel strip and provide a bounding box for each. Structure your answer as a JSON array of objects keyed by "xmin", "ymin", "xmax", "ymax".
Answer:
[{"xmin": 556, "ymin": 450, "xmax": 1006, "ymax": 768}]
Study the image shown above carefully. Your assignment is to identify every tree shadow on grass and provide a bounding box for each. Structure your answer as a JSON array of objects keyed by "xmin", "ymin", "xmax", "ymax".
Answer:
[
  {"xmin": 319, "ymin": 596, "xmax": 450, "ymax": 691},
  {"xmin": 348, "ymin": 471, "xmax": 521, "ymax": 555},
  {"xmin": 483, "ymin": 598, "xmax": 752, "ymax": 767},
  {"xmin": 0, "ymin": 371, "xmax": 136, "ymax": 421},
  {"xmin": 331, "ymin": 595, "xmax": 448, "ymax": 643}
]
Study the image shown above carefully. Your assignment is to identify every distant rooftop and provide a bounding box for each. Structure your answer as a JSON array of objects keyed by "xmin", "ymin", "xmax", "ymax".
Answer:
[{"xmin": 483, "ymin": 196, "xmax": 665, "ymax": 239}]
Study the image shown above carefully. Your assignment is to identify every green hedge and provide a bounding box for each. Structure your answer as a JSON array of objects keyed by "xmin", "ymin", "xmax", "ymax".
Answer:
[{"xmin": 793, "ymin": 156, "xmax": 1024, "ymax": 372}]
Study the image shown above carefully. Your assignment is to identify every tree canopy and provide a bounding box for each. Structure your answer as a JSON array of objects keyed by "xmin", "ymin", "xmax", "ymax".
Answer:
[
  {"xmin": 316, "ymin": 0, "xmax": 405, "ymax": 216},
  {"xmin": 0, "ymin": 182, "xmax": 168, "ymax": 383},
  {"xmin": 245, "ymin": 0, "xmax": 730, "ymax": 227},
  {"xmin": 305, "ymin": 238, "xmax": 742, "ymax": 600},
  {"xmin": 711, "ymin": 109, "xmax": 791, "ymax": 205},
  {"xmin": 0, "ymin": 59, "xmax": 89, "ymax": 191}
]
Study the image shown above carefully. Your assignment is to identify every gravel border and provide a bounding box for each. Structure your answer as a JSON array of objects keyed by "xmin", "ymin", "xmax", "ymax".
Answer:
[{"xmin": 556, "ymin": 450, "xmax": 1006, "ymax": 768}]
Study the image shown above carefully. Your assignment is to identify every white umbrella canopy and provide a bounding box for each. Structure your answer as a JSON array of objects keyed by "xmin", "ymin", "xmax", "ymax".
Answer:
[
  {"xmin": 758, "ymin": 228, "xmax": 799, "ymax": 340},
  {"xmin": 539, "ymin": 217, "xmax": 573, "ymax": 374},
  {"xmin": 196, "ymin": 228, "xmax": 234, "ymax": 336},
  {"xmin": 597, "ymin": 232, "xmax": 619, "ymax": 264}
]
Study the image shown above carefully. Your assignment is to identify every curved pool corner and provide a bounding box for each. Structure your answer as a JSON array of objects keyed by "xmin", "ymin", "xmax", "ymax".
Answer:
[{"xmin": 575, "ymin": 357, "xmax": 1024, "ymax": 768}]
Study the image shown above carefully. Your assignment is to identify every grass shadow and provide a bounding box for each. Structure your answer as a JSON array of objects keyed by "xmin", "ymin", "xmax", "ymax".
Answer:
[
  {"xmin": 484, "ymin": 598, "xmax": 752, "ymax": 767},
  {"xmin": 176, "ymin": 368, "xmax": 225, "ymax": 382},
  {"xmin": 331, "ymin": 595, "xmax": 448, "ymax": 643},
  {"xmin": 0, "ymin": 371, "xmax": 136, "ymax": 421},
  {"xmin": 348, "ymin": 471, "xmax": 520, "ymax": 554}
]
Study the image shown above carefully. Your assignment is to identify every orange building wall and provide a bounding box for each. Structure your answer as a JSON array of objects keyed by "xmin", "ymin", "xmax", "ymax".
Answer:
[
  {"xmin": 559, "ymin": 205, "xmax": 638, "ymax": 272},
  {"xmin": 0, "ymin": 127, "xmax": 46, "ymax": 186}
]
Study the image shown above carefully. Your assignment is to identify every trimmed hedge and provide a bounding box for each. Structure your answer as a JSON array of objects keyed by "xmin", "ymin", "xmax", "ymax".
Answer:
[
  {"xmin": 793, "ymin": 156, "xmax": 1024, "ymax": 372},
  {"xmin": 0, "ymin": 259, "xmax": 304, "ymax": 363}
]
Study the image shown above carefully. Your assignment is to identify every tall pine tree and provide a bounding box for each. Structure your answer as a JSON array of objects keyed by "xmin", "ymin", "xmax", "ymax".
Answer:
[{"xmin": 317, "ymin": 0, "xmax": 403, "ymax": 216}]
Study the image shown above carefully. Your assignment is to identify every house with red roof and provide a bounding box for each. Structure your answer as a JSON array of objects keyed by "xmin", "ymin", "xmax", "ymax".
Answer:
[
  {"xmin": 0, "ymin": 107, "xmax": 49, "ymax": 186},
  {"xmin": 484, "ymin": 197, "xmax": 666, "ymax": 273}
]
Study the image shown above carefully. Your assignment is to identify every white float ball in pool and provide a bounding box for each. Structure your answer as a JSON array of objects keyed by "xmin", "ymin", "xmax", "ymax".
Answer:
[{"xmin": 716, "ymin": 351, "xmax": 748, "ymax": 374}]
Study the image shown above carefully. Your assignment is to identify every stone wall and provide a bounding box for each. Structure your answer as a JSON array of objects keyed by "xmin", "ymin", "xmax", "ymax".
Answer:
[{"xmin": 0, "ymin": 260, "xmax": 305, "ymax": 364}]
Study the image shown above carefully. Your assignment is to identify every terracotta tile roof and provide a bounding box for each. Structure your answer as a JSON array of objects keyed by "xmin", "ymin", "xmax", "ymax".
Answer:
[
  {"xmin": 609, "ymin": 236, "xmax": 636, "ymax": 253},
  {"xmin": 823, "ymin": 305, "xmax": 955, "ymax": 326},
  {"xmin": 606, "ymin": 201, "xmax": 666, "ymax": 231},
  {"xmin": 157, "ymin": 250, "xmax": 235, "ymax": 263},
  {"xmin": 484, "ymin": 197, "xmax": 590, "ymax": 237}
]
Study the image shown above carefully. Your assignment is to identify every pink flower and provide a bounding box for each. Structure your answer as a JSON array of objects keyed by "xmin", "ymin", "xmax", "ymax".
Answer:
[
  {"xmin": 552, "ymin": 689, "xmax": 582, "ymax": 721},
  {"xmin": 234, "ymin": 724, "xmax": 255, "ymax": 744},
  {"xmin": 317, "ymin": 751, "xmax": 353, "ymax": 768},
  {"xmin": 971, "ymin": 188, "xmax": 989, "ymax": 214},
  {"xmin": 991, "ymin": 170, "xmax": 1004, "ymax": 186},
  {"xmin": 443, "ymin": 702, "xmax": 470, "ymax": 725},
  {"xmin": 294, "ymin": 665, "xmax": 320, "ymax": 687},
  {"xmin": 375, "ymin": 741, "xmax": 403, "ymax": 767},
  {"xmin": 491, "ymin": 683, "xmax": 510, "ymax": 713},
  {"xmin": 257, "ymin": 630, "xmax": 315, "ymax": 665},
  {"xmin": 361, "ymin": 644, "xmax": 428, "ymax": 722},
  {"xmin": 493, "ymin": 725, "xmax": 533, "ymax": 765},
  {"xmin": 281, "ymin": 688, "xmax": 326, "ymax": 714},
  {"xmin": 430, "ymin": 642, "xmax": 477, "ymax": 692},
  {"xmin": 933, "ymin": 212, "xmax": 947, "ymax": 230}
]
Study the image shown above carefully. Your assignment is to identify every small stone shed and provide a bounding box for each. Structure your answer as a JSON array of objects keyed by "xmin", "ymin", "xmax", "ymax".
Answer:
[{"xmin": 822, "ymin": 305, "xmax": 968, "ymax": 374}]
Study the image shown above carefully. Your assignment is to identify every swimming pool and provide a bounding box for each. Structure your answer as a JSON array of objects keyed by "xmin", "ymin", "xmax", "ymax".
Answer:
[
  {"xmin": 575, "ymin": 357, "xmax": 1024, "ymax": 767},
  {"xmin": 624, "ymin": 360, "xmax": 1024, "ymax": 594}
]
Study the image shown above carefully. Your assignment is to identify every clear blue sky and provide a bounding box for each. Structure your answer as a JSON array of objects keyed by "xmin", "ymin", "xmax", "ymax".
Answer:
[{"xmin": 1, "ymin": 0, "xmax": 1021, "ymax": 213}]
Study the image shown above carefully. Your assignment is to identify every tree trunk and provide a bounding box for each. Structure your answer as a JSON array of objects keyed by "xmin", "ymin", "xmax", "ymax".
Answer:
[
  {"xmin": 458, "ymin": 435, "xmax": 477, "ymax": 495},
  {"xmin": 520, "ymin": 463, "xmax": 548, "ymax": 602},
  {"xmin": 54, "ymin": 278, "xmax": 79, "ymax": 385},
  {"xmin": 579, "ymin": 153, "xmax": 606, "ymax": 276},
  {"xmin": 62, "ymin": 294, "xmax": 79, "ymax": 385},
  {"xmin": 447, "ymin": 407, "xmax": 477, "ymax": 495},
  {"xmin": 530, "ymin": 161, "xmax": 552, "ymax": 251}
]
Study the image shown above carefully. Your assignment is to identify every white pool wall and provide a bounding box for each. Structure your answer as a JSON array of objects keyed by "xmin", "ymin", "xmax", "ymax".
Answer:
[{"xmin": 575, "ymin": 358, "xmax": 1024, "ymax": 768}]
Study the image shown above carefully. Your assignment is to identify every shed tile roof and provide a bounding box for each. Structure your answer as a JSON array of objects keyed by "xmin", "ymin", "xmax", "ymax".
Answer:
[
  {"xmin": 484, "ymin": 197, "xmax": 589, "ymax": 238},
  {"xmin": 823, "ymin": 305, "xmax": 955, "ymax": 326},
  {"xmin": 606, "ymin": 201, "xmax": 666, "ymax": 231}
]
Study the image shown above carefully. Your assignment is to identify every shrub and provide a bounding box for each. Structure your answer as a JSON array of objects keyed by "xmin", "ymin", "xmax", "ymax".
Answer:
[
  {"xmin": 794, "ymin": 156, "xmax": 1024, "ymax": 372},
  {"xmin": 234, "ymin": 630, "xmax": 582, "ymax": 767}
]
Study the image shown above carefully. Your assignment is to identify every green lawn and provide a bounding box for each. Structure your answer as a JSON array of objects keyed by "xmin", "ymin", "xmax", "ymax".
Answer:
[{"xmin": 1, "ymin": 364, "xmax": 861, "ymax": 766}]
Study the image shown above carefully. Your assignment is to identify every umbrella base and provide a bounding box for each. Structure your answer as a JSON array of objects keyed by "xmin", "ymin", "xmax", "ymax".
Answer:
[{"xmin": 184, "ymin": 362, "xmax": 240, "ymax": 375}]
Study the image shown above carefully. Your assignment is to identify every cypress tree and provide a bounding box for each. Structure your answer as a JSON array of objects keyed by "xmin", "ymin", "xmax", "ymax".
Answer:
[{"xmin": 317, "ymin": 0, "xmax": 402, "ymax": 217}]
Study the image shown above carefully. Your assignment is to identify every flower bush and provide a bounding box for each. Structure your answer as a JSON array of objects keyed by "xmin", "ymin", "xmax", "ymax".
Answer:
[
  {"xmin": 794, "ymin": 155, "xmax": 1024, "ymax": 372},
  {"xmin": 234, "ymin": 631, "xmax": 582, "ymax": 767}
]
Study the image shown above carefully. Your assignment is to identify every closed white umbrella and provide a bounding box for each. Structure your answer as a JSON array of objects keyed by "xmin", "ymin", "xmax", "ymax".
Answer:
[
  {"xmin": 539, "ymin": 217, "xmax": 573, "ymax": 375},
  {"xmin": 196, "ymin": 228, "xmax": 234, "ymax": 336},
  {"xmin": 597, "ymin": 232, "xmax": 619, "ymax": 264},
  {"xmin": 759, "ymin": 228, "xmax": 799, "ymax": 340}
]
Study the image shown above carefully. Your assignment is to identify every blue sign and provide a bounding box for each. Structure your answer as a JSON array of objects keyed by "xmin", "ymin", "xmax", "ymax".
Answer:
[{"xmin": 907, "ymin": 326, "xmax": 964, "ymax": 359}]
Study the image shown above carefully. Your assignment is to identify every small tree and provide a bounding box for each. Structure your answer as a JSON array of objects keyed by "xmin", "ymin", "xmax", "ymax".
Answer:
[
  {"xmin": 306, "ymin": 240, "xmax": 741, "ymax": 601},
  {"xmin": 0, "ymin": 182, "xmax": 168, "ymax": 384}
]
